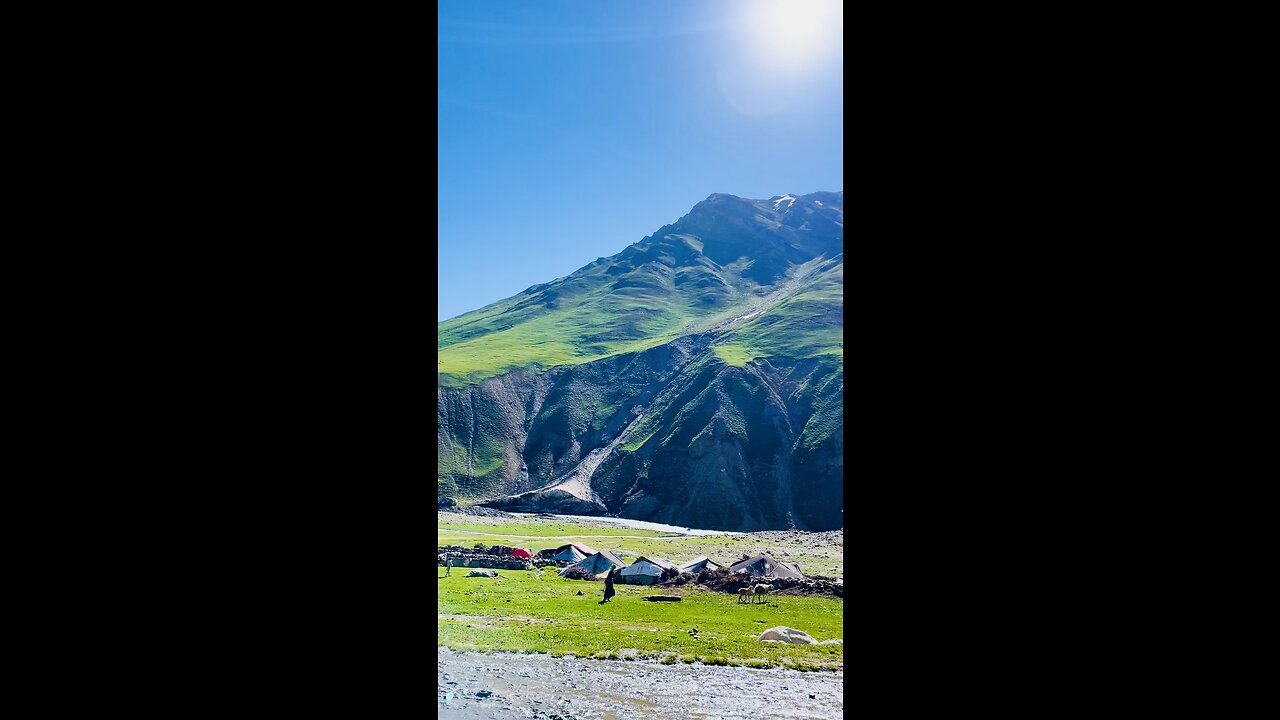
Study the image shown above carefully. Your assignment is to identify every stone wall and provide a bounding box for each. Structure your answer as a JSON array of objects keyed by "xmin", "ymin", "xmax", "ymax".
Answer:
[{"xmin": 438, "ymin": 546, "xmax": 533, "ymax": 571}]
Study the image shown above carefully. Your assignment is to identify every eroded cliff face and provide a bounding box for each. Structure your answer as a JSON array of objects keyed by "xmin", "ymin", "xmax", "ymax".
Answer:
[
  {"xmin": 438, "ymin": 339, "xmax": 842, "ymax": 531},
  {"xmin": 438, "ymin": 338, "xmax": 704, "ymax": 501},
  {"xmin": 437, "ymin": 369, "xmax": 554, "ymax": 499},
  {"xmin": 587, "ymin": 353, "xmax": 843, "ymax": 531}
]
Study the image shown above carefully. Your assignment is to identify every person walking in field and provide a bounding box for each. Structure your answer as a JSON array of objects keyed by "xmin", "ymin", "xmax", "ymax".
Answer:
[
  {"xmin": 445, "ymin": 556, "xmax": 452, "ymax": 577},
  {"xmin": 600, "ymin": 566, "xmax": 616, "ymax": 604}
]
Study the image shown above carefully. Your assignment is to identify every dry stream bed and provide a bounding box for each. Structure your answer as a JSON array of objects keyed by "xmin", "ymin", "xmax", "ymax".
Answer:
[{"xmin": 438, "ymin": 648, "xmax": 843, "ymax": 720}]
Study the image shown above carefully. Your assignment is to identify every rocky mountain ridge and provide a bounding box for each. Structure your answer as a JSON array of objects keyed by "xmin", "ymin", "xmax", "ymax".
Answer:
[{"xmin": 438, "ymin": 191, "xmax": 843, "ymax": 531}]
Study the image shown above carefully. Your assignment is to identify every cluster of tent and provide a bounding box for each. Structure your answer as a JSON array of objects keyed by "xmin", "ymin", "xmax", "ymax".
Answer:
[
  {"xmin": 491, "ymin": 541, "xmax": 808, "ymax": 586},
  {"xmin": 553, "ymin": 548, "xmax": 805, "ymax": 585}
]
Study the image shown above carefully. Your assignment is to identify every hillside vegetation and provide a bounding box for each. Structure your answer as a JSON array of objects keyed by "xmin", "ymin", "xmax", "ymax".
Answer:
[{"xmin": 439, "ymin": 192, "xmax": 843, "ymax": 531}]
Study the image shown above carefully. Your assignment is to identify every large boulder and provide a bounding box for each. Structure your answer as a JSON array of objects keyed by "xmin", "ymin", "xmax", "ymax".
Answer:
[{"xmin": 757, "ymin": 626, "xmax": 819, "ymax": 645}]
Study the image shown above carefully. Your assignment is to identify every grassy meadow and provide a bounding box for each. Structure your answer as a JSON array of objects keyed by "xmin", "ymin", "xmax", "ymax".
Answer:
[
  {"xmin": 437, "ymin": 512, "xmax": 844, "ymax": 669},
  {"xmin": 437, "ymin": 568, "xmax": 843, "ymax": 670}
]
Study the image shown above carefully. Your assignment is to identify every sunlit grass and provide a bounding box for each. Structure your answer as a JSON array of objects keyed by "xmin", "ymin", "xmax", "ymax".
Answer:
[
  {"xmin": 437, "ymin": 569, "xmax": 843, "ymax": 669},
  {"xmin": 438, "ymin": 233, "xmax": 843, "ymax": 383},
  {"xmin": 712, "ymin": 343, "xmax": 753, "ymax": 367}
]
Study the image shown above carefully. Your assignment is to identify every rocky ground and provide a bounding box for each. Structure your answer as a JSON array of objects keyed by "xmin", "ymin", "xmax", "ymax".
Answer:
[
  {"xmin": 446, "ymin": 505, "xmax": 518, "ymax": 519},
  {"xmin": 661, "ymin": 568, "xmax": 844, "ymax": 598},
  {"xmin": 675, "ymin": 531, "xmax": 844, "ymax": 578},
  {"xmin": 438, "ymin": 544, "xmax": 574, "ymax": 570},
  {"xmin": 439, "ymin": 510, "xmax": 600, "ymax": 526},
  {"xmin": 438, "ymin": 648, "xmax": 844, "ymax": 720},
  {"xmin": 749, "ymin": 530, "xmax": 844, "ymax": 545}
]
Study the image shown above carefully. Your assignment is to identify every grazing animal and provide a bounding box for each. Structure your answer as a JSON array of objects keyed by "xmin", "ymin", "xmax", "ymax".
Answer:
[
  {"xmin": 738, "ymin": 586, "xmax": 754, "ymax": 604},
  {"xmin": 751, "ymin": 583, "xmax": 773, "ymax": 604}
]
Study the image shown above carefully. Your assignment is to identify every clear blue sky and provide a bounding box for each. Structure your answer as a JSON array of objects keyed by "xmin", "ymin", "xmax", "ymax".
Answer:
[{"xmin": 438, "ymin": 0, "xmax": 843, "ymax": 321}]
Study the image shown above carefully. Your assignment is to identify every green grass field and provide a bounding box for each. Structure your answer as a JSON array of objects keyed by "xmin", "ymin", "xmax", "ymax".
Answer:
[
  {"xmin": 712, "ymin": 342, "xmax": 754, "ymax": 367},
  {"xmin": 437, "ymin": 569, "xmax": 843, "ymax": 669},
  {"xmin": 437, "ymin": 259, "xmax": 695, "ymax": 384}
]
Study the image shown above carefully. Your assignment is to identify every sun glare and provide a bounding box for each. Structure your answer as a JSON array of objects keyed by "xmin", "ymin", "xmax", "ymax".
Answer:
[
  {"xmin": 717, "ymin": 0, "xmax": 842, "ymax": 115},
  {"xmin": 745, "ymin": 0, "xmax": 842, "ymax": 70}
]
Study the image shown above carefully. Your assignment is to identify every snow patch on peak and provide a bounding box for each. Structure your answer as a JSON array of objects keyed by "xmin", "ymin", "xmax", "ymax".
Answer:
[{"xmin": 773, "ymin": 195, "xmax": 796, "ymax": 209}]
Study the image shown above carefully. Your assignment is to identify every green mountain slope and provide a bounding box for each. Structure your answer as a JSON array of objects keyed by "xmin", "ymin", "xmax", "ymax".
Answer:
[{"xmin": 438, "ymin": 191, "xmax": 843, "ymax": 531}]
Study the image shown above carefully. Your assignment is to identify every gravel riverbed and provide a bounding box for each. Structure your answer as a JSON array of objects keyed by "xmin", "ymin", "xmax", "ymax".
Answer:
[{"xmin": 438, "ymin": 648, "xmax": 843, "ymax": 719}]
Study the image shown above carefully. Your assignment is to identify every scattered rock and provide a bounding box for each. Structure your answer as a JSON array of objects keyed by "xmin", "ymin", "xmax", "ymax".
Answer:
[
  {"xmin": 757, "ymin": 626, "xmax": 819, "ymax": 645},
  {"xmin": 447, "ymin": 505, "xmax": 515, "ymax": 519}
]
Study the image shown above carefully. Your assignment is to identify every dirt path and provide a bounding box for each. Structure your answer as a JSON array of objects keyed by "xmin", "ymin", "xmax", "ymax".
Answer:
[{"xmin": 438, "ymin": 648, "xmax": 843, "ymax": 719}]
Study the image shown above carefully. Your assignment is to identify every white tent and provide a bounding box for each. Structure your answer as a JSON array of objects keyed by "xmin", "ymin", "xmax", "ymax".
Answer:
[
  {"xmin": 558, "ymin": 550, "xmax": 625, "ymax": 578},
  {"xmin": 618, "ymin": 556, "xmax": 676, "ymax": 585}
]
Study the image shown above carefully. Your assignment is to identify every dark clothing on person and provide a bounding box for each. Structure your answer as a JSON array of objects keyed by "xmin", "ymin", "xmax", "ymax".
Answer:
[{"xmin": 601, "ymin": 567, "xmax": 616, "ymax": 603}]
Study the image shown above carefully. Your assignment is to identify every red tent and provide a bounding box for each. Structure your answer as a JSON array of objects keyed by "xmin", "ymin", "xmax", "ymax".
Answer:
[{"xmin": 511, "ymin": 547, "xmax": 532, "ymax": 559}]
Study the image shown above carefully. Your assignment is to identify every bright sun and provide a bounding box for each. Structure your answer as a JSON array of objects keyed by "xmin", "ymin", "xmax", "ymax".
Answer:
[
  {"xmin": 744, "ymin": 0, "xmax": 842, "ymax": 69},
  {"xmin": 717, "ymin": 0, "xmax": 843, "ymax": 115}
]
